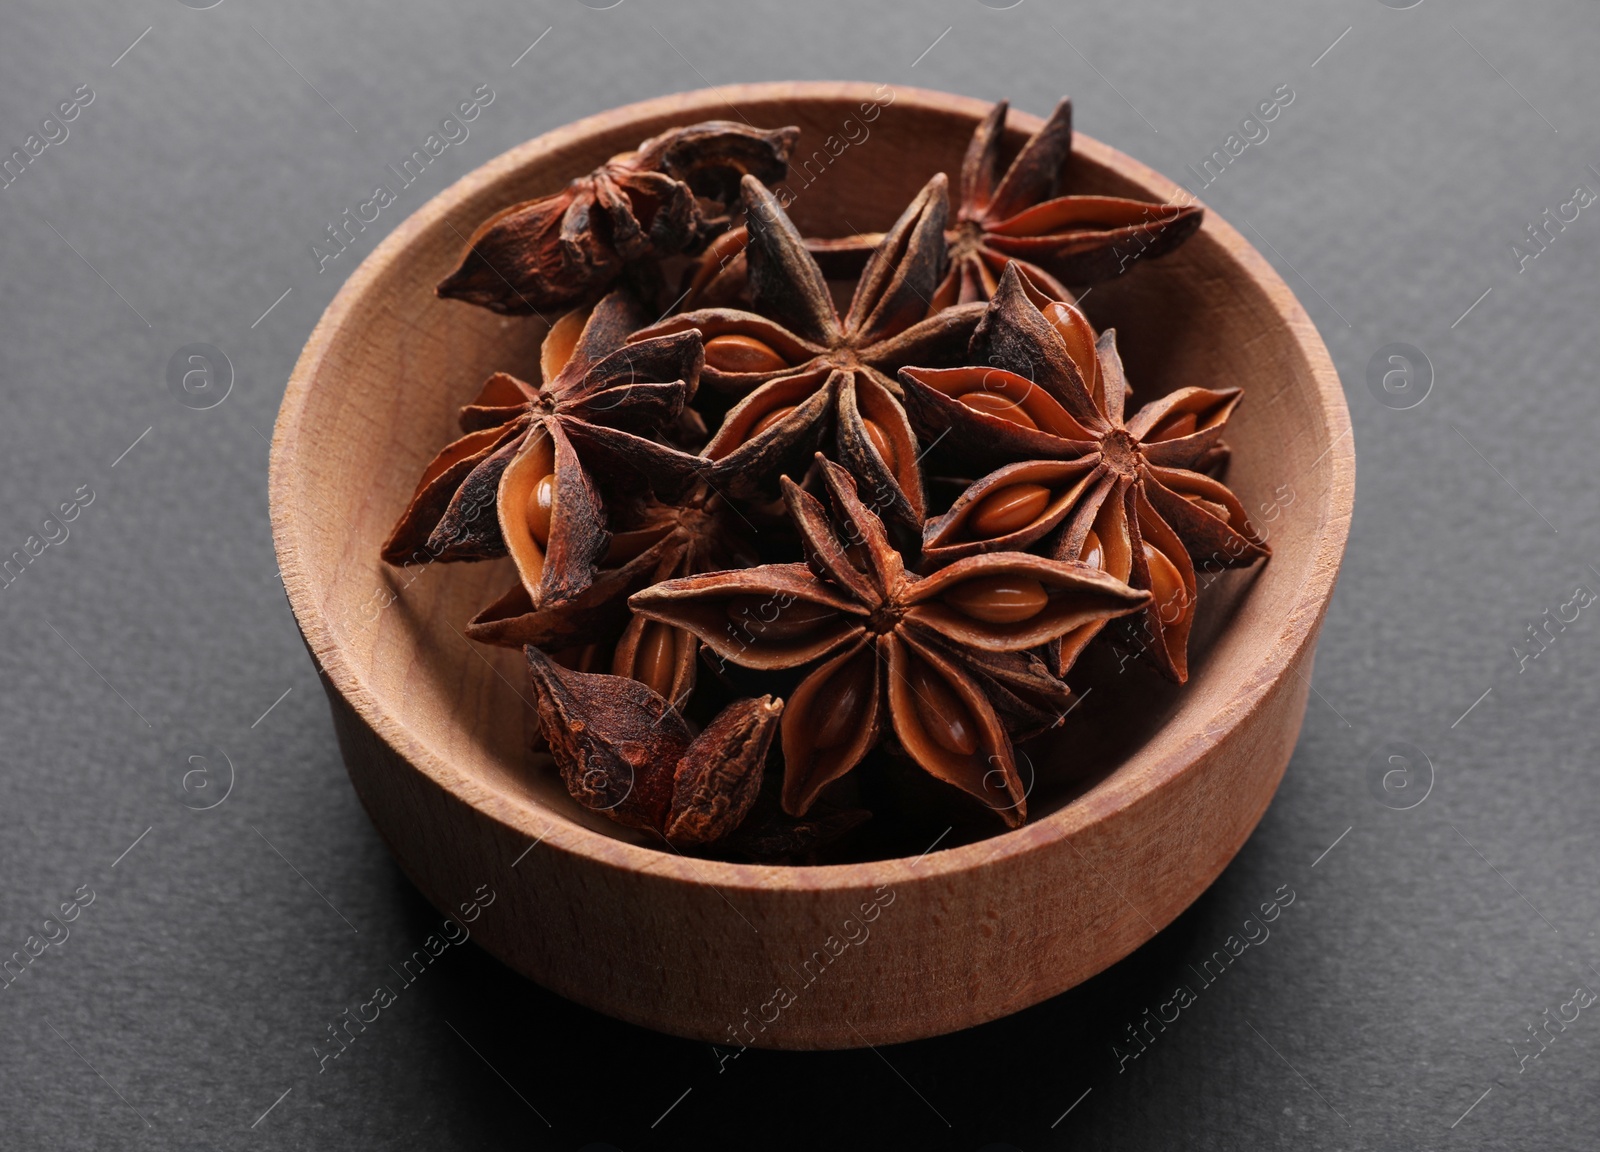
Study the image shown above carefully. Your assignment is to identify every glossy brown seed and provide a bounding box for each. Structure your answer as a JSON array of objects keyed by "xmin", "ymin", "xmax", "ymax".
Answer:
[
  {"xmin": 525, "ymin": 473, "xmax": 556, "ymax": 546},
  {"xmin": 749, "ymin": 404, "xmax": 797, "ymax": 439},
  {"xmin": 968, "ymin": 483, "xmax": 1051, "ymax": 538},
  {"xmin": 907, "ymin": 661, "xmax": 978, "ymax": 756},
  {"xmin": 705, "ymin": 334, "xmax": 789, "ymax": 374},
  {"xmin": 861, "ymin": 418, "xmax": 896, "ymax": 470},
  {"xmin": 942, "ymin": 574, "xmax": 1049, "ymax": 624},
  {"xmin": 811, "ymin": 656, "xmax": 875, "ymax": 751},
  {"xmin": 616, "ymin": 619, "xmax": 679, "ymax": 698},
  {"xmin": 1143, "ymin": 542, "xmax": 1188, "ymax": 619},
  {"xmin": 957, "ymin": 389, "xmax": 1039, "ymax": 430},
  {"xmin": 723, "ymin": 595, "xmax": 839, "ymax": 641},
  {"xmin": 1040, "ymin": 302, "xmax": 1100, "ymax": 391},
  {"xmin": 1080, "ymin": 528, "xmax": 1104, "ymax": 570}
]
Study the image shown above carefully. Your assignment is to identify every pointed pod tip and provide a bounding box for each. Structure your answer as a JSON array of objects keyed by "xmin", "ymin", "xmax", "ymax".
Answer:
[
  {"xmin": 995, "ymin": 801, "xmax": 1027, "ymax": 829},
  {"xmin": 994, "ymin": 259, "xmax": 1026, "ymax": 292},
  {"xmin": 739, "ymin": 171, "xmax": 779, "ymax": 209}
]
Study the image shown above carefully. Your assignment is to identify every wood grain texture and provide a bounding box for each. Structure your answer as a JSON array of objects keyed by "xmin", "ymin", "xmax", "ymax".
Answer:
[{"xmin": 268, "ymin": 82, "xmax": 1354, "ymax": 1049}]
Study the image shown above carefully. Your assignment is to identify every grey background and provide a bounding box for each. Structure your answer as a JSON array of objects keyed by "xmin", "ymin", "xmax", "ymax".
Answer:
[{"xmin": 1, "ymin": 1, "xmax": 1596, "ymax": 1149}]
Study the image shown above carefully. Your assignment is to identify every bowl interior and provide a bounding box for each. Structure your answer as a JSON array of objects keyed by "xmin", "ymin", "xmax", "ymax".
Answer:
[{"xmin": 272, "ymin": 84, "xmax": 1349, "ymax": 864}]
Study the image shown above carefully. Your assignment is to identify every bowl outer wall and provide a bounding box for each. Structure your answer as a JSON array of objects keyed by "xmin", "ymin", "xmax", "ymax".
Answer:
[{"xmin": 268, "ymin": 82, "xmax": 1353, "ymax": 1048}]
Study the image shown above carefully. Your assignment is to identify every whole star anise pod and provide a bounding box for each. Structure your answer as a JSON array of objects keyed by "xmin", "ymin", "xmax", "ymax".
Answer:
[
  {"xmin": 629, "ymin": 458, "xmax": 1149, "ymax": 827},
  {"xmin": 525, "ymin": 644, "xmax": 782, "ymax": 846},
  {"xmin": 807, "ymin": 99, "xmax": 1202, "ymax": 307},
  {"xmin": 903, "ymin": 265, "xmax": 1267, "ymax": 682},
  {"xmin": 632, "ymin": 174, "xmax": 985, "ymax": 544},
  {"xmin": 437, "ymin": 121, "xmax": 798, "ymax": 314},
  {"xmin": 380, "ymin": 290, "xmax": 705, "ymax": 606}
]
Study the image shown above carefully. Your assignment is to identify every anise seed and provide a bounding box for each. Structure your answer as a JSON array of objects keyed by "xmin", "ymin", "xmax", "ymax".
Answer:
[
  {"xmin": 724, "ymin": 595, "xmax": 838, "ymax": 641},
  {"xmin": 615, "ymin": 619, "xmax": 679, "ymax": 698},
  {"xmin": 861, "ymin": 417, "xmax": 896, "ymax": 470},
  {"xmin": 1080, "ymin": 528, "xmax": 1103, "ymax": 569},
  {"xmin": 968, "ymin": 483, "xmax": 1051, "ymax": 537},
  {"xmin": 907, "ymin": 661, "xmax": 978, "ymax": 756},
  {"xmin": 705, "ymin": 334, "xmax": 789, "ymax": 374},
  {"xmin": 957, "ymin": 389, "xmax": 1039, "ymax": 430},
  {"xmin": 1040, "ymin": 301, "xmax": 1100, "ymax": 391},
  {"xmin": 943, "ymin": 575, "xmax": 1049, "ymax": 624},
  {"xmin": 811, "ymin": 657, "xmax": 875, "ymax": 751},
  {"xmin": 1143, "ymin": 542, "xmax": 1188, "ymax": 617},
  {"xmin": 749, "ymin": 404, "xmax": 797, "ymax": 439},
  {"xmin": 525, "ymin": 473, "xmax": 556, "ymax": 546}
]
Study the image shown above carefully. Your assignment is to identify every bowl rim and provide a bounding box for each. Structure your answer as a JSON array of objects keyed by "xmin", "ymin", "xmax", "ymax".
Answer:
[{"xmin": 270, "ymin": 80, "xmax": 1353, "ymax": 893}]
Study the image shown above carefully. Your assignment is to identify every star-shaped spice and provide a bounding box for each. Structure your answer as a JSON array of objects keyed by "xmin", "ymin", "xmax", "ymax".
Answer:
[
  {"xmin": 629, "ymin": 458, "xmax": 1149, "ymax": 827},
  {"xmin": 381, "ymin": 290, "xmax": 705, "ymax": 607},
  {"xmin": 437, "ymin": 121, "xmax": 798, "ymax": 314},
  {"xmin": 809, "ymin": 99, "xmax": 1202, "ymax": 307},
  {"xmin": 902, "ymin": 264, "xmax": 1267, "ymax": 682},
  {"xmin": 631, "ymin": 174, "xmax": 985, "ymax": 547}
]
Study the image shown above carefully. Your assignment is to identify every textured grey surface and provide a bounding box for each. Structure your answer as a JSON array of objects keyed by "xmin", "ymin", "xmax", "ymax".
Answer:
[{"xmin": 2, "ymin": 1, "xmax": 1597, "ymax": 1149}]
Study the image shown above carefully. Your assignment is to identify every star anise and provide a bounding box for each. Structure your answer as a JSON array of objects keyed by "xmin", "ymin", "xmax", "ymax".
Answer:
[
  {"xmin": 902, "ymin": 264, "xmax": 1267, "ymax": 681},
  {"xmin": 525, "ymin": 644, "xmax": 782, "ymax": 846},
  {"xmin": 380, "ymin": 290, "xmax": 705, "ymax": 606},
  {"xmin": 629, "ymin": 458, "xmax": 1149, "ymax": 827},
  {"xmin": 631, "ymin": 174, "xmax": 985, "ymax": 546},
  {"xmin": 376, "ymin": 101, "xmax": 1280, "ymax": 858},
  {"xmin": 437, "ymin": 121, "xmax": 798, "ymax": 314},
  {"xmin": 807, "ymin": 99, "xmax": 1202, "ymax": 307}
]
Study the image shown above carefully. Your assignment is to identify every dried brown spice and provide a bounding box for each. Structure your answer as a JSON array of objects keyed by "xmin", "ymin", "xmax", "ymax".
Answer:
[
  {"xmin": 808, "ymin": 99, "xmax": 1202, "ymax": 306},
  {"xmin": 525, "ymin": 645, "xmax": 781, "ymax": 846},
  {"xmin": 381, "ymin": 290, "xmax": 705, "ymax": 607},
  {"xmin": 629, "ymin": 458, "xmax": 1148, "ymax": 827},
  {"xmin": 903, "ymin": 265, "xmax": 1267, "ymax": 681},
  {"xmin": 396, "ymin": 99, "xmax": 1273, "ymax": 854},
  {"xmin": 632, "ymin": 174, "xmax": 985, "ymax": 544},
  {"xmin": 437, "ymin": 121, "xmax": 798, "ymax": 314}
]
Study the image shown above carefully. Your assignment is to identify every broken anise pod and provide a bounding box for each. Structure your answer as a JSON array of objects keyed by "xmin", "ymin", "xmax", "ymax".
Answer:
[
  {"xmin": 525, "ymin": 645, "xmax": 781, "ymax": 846},
  {"xmin": 437, "ymin": 120, "xmax": 798, "ymax": 314},
  {"xmin": 381, "ymin": 289, "xmax": 705, "ymax": 607},
  {"xmin": 903, "ymin": 265, "xmax": 1266, "ymax": 681},
  {"xmin": 629, "ymin": 458, "xmax": 1148, "ymax": 827}
]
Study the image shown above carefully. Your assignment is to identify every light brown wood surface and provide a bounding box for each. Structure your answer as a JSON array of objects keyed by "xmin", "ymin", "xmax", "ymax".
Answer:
[{"xmin": 268, "ymin": 82, "xmax": 1353, "ymax": 1049}]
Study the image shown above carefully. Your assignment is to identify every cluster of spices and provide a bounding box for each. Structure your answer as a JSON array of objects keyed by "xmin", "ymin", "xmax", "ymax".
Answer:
[{"xmin": 382, "ymin": 101, "xmax": 1267, "ymax": 861}]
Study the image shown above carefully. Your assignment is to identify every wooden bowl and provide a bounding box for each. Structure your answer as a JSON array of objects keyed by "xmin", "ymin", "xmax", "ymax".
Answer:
[{"xmin": 269, "ymin": 82, "xmax": 1352, "ymax": 1049}]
